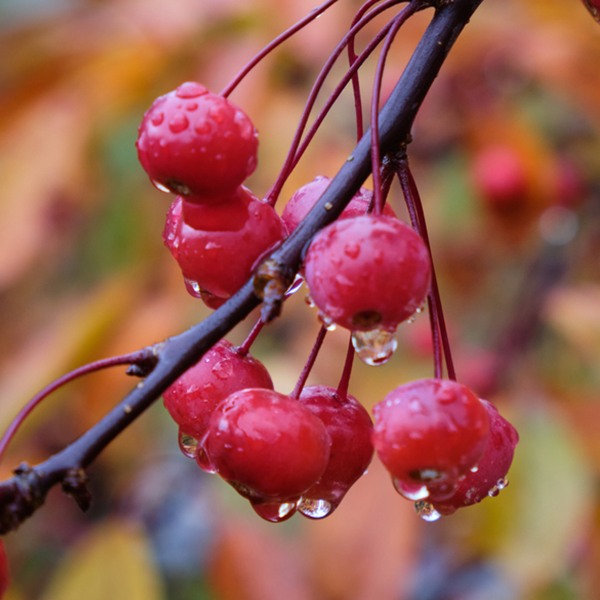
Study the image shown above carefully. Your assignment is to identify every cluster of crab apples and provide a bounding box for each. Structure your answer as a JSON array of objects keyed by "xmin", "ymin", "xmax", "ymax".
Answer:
[{"xmin": 136, "ymin": 82, "xmax": 518, "ymax": 522}]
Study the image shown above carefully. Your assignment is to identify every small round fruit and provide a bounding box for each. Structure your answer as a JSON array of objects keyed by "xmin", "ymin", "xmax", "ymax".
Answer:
[
  {"xmin": 373, "ymin": 379, "xmax": 489, "ymax": 500},
  {"xmin": 136, "ymin": 82, "xmax": 258, "ymax": 200},
  {"xmin": 304, "ymin": 214, "xmax": 431, "ymax": 331},
  {"xmin": 203, "ymin": 388, "xmax": 331, "ymax": 503},
  {"xmin": 163, "ymin": 339, "xmax": 273, "ymax": 441},
  {"xmin": 297, "ymin": 385, "xmax": 374, "ymax": 516},
  {"xmin": 430, "ymin": 399, "xmax": 519, "ymax": 515},
  {"xmin": 281, "ymin": 175, "xmax": 396, "ymax": 233},
  {"xmin": 163, "ymin": 187, "xmax": 287, "ymax": 308}
]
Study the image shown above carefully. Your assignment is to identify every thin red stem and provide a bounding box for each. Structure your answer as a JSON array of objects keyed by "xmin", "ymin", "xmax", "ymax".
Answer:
[
  {"xmin": 0, "ymin": 350, "xmax": 156, "ymax": 464},
  {"xmin": 265, "ymin": 0, "xmax": 405, "ymax": 206},
  {"xmin": 336, "ymin": 334, "xmax": 355, "ymax": 401},
  {"xmin": 396, "ymin": 157, "xmax": 456, "ymax": 380},
  {"xmin": 220, "ymin": 0, "xmax": 339, "ymax": 98},
  {"xmin": 290, "ymin": 326, "xmax": 328, "ymax": 399},
  {"xmin": 371, "ymin": 6, "xmax": 415, "ymax": 214}
]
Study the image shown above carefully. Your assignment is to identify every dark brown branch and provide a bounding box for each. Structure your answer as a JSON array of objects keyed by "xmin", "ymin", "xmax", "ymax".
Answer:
[{"xmin": 0, "ymin": 0, "xmax": 484, "ymax": 534}]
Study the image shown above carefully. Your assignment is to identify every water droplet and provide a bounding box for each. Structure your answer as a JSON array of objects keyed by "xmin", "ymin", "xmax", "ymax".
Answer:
[
  {"xmin": 352, "ymin": 329, "xmax": 398, "ymax": 366},
  {"xmin": 185, "ymin": 102, "xmax": 198, "ymax": 111},
  {"xmin": 347, "ymin": 155, "xmax": 354, "ymax": 161},
  {"xmin": 194, "ymin": 120, "xmax": 211, "ymax": 135},
  {"xmin": 176, "ymin": 82, "xmax": 208, "ymax": 98},
  {"xmin": 415, "ymin": 301, "xmax": 426, "ymax": 314},
  {"xmin": 151, "ymin": 112, "xmax": 164, "ymax": 126},
  {"xmin": 178, "ymin": 430, "xmax": 199, "ymax": 459},
  {"xmin": 234, "ymin": 110, "xmax": 254, "ymax": 139},
  {"xmin": 324, "ymin": 202, "xmax": 333, "ymax": 211},
  {"xmin": 184, "ymin": 278, "xmax": 202, "ymax": 298},
  {"xmin": 344, "ymin": 242, "xmax": 360, "ymax": 258},
  {"xmin": 414, "ymin": 501, "xmax": 441, "ymax": 522},
  {"xmin": 305, "ymin": 293, "xmax": 315, "ymax": 308},
  {"xmin": 169, "ymin": 113, "xmax": 189, "ymax": 133},
  {"xmin": 151, "ymin": 179, "xmax": 170, "ymax": 193},
  {"xmin": 209, "ymin": 105, "xmax": 225, "ymax": 124},
  {"xmin": 318, "ymin": 312, "xmax": 337, "ymax": 331},
  {"xmin": 470, "ymin": 465, "xmax": 479, "ymax": 473},
  {"xmin": 437, "ymin": 386, "xmax": 457, "ymax": 404},
  {"xmin": 488, "ymin": 477, "xmax": 509, "ymax": 497},
  {"xmin": 196, "ymin": 445, "xmax": 217, "ymax": 473},
  {"xmin": 212, "ymin": 359, "xmax": 233, "ymax": 380},
  {"xmin": 298, "ymin": 498, "xmax": 334, "ymax": 519},
  {"xmin": 251, "ymin": 501, "xmax": 297, "ymax": 523},
  {"xmin": 393, "ymin": 479, "xmax": 429, "ymax": 501}
]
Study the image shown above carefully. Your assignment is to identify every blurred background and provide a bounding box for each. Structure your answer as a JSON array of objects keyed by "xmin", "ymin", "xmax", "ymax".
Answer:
[{"xmin": 1, "ymin": 0, "xmax": 600, "ymax": 598}]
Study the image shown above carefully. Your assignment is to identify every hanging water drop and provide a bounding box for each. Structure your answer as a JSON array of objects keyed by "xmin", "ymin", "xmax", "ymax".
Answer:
[
  {"xmin": 184, "ymin": 278, "xmax": 202, "ymax": 298},
  {"xmin": 151, "ymin": 179, "xmax": 171, "ymax": 193},
  {"xmin": 297, "ymin": 498, "xmax": 334, "ymax": 519},
  {"xmin": 286, "ymin": 273, "xmax": 304, "ymax": 296},
  {"xmin": 305, "ymin": 293, "xmax": 315, "ymax": 308},
  {"xmin": 488, "ymin": 477, "xmax": 509, "ymax": 497},
  {"xmin": 178, "ymin": 430, "xmax": 199, "ymax": 459},
  {"xmin": 196, "ymin": 445, "xmax": 217, "ymax": 473},
  {"xmin": 318, "ymin": 312, "xmax": 337, "ymax": 331},
  {"xmin": 352, "ymin": 329, "xmax": 398, "ymax": 365},
  {"xmin": 251, "ymin": 501, "xmax": 297, "ymax": 523},
  {"xmin": 414, "ymin": 501, "xmax": 441, "ymax": 522},
  {"xmin": 393, "ymin": 478, "xmax": 429, "ymax": 501}
]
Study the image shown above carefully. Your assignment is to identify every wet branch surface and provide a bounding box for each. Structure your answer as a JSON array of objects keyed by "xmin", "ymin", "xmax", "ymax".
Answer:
[{"xmin": 0, "ymin": 0, "xmax": 484, "ymax": 534}]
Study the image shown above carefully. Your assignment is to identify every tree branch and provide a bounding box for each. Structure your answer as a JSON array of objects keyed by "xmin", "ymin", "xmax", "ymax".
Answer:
[{"xmin": 0, "ymin": 0, "xmax": 484, "ymax": 534}]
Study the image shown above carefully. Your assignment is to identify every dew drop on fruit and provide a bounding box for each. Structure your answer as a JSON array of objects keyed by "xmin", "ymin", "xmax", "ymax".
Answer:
[
  {"xmin": 414, "ymin": 501, "xmax": 441, "ymax": 522},
  {"xmin": 317, "ymin": 312, "xmax": 337, "ymax": 331},
  {"xmin": 393, "ymin": 478, "xmax": 430, "ymax": 501},
  {"xmin": 151, "ymin": 112, "xmax": 164, "ymax": 126},
  {"xmin": 169, "ymin": 113, "xmax": 189, "ymax": 133},
  {"xmin": 151, "ymin": 179, "xmax": 171, "ymax": 193},
  {"xmin": 212, "ymin": 359, "xmax": 233, "ymax": 381},
  {"xmin": 196, "ymin": 445, "xmax": 217, "ymax": 473},
  {"xmin": 352, "ymin": 329, "xmax": 398, "ymax": 366},
  {"xmin": 184, "ymin": 278, "xmax": 202, "ymax": 299},
  {"xmin": 344, "ymin": 242, "xmax": 360, "ymax": 258},
  {"xmin": 178, "ymin": 430, "xmax": 199, "ymax": 459},
  {"xmin": 488, "ymin": 477, "xmax": 509, "ymax": 497},
  {"xmin": 297, "ymin": 497, "xmax": 334, "ymax": 519},
  {"xmin": 251, "ymin": 501, "xmax": 297, "ymax": 523}
]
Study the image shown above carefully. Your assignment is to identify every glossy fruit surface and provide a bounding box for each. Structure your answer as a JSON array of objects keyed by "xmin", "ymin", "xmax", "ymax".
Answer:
[
  {"xmin": 281, "ymin": 175, "xmax": 395, "ymax": 233},
  {"xmin": 163, "ymin": 187, "xmax": 287, "ymax": 308},
  {"xmin": 136, "ymin": 82, "xmax": 258, "ymax": 200},
  {"xmin": 304, "ymin": 214, "xmax": 431, "ymax": 331},
  {"xmin": 431, "ymin": 399, "xmax": 519, "ymax": 515},
  {"xmin": 163, "ymin": 339, "xmax": 273, "ymax": 441},
  {"xmin": 297, "ymin": 385, "xmax": 374, "ymax": 515},
  {"xmin": 203, "ymin": 388, "xmax": 331, "ymax": 503},
  {"xmin": 373, "ymin": 379, "xmax": 489, "ymax": 500}
]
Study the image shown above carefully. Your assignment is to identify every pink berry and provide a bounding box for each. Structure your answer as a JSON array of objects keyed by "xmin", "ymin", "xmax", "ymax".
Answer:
[
  {"xmin": 163, "ymin": 339, "xmax": 273, "ymax": 443},
  {"xmin": 281, "ymin": 175, "xmax": 396, "ymax": 233},
  {"xmin": 304, "ymin": 214, "xmax": 431, "ymax": 331},
  {"xmin": 202, "ymin": 389, "xmax": 331, "ymax": 505},
  {"xmin": 0, "ymin": 540, "xmax": 8, "ymax": 599},
  {"xmin": 430, "ymin": 399, "xmax": 519, "ymax": 515},
  {"xmin": 163, "ymin": 187, "xmax": 287, "ymax": 308},
  {"xmin": 373, "ymin": 379, "xmax": 490, "ymax": 501},
  {"xmin": 297, "ymin": 385, "xmax": 374, "ymax": 518},
  {"xmin": 136, "ymin": 82, "xmax": 258, "ymax": 200}
]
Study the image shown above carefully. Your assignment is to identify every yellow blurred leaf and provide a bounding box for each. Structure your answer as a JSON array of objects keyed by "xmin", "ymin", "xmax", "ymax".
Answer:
[{"xmin": 40, "ymin": 519, "xmax": 164, "ymax": 600}]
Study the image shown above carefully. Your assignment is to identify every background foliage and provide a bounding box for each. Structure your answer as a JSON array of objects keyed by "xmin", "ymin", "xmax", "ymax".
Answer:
[{"xmin": 1, "ymin": 0, "xmax": 600, "ymax": 598}]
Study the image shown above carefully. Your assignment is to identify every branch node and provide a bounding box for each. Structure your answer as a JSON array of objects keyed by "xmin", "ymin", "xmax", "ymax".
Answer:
[
  {"xmin": 253, "ymin": 258, "xmax": 295, "ymax": 322},
  {"xmin": 61, "ymin": 468, "xmax": 92, "ymax": 513}
]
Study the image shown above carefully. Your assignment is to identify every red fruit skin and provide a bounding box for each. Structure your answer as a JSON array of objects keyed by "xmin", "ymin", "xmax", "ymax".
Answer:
[
  {"xmin": 163, "ymin": 339, "xmax": 273, "ymax": 441},
  {"xmin": 471, "ymin": 145, "xmax": 528, "ymax": 208},
  {"xmin": 373, "ymin": 379, "xmax": 489, "ymax": 497},
  {"xmin": 0, "ymin": 540, "xmax": 8, "ymax": 599},
  {"xmin": 136, "ymin": 82, "xmax": 258, "ymax": 200},
  {"xmin": 298, "ymin": 385, "xmax": 374, "ymax": 507},
  {"xmin": 163, "ymin": 187, "xmax": 287, "ymax": 307},
  {"xmin": 304, "ymin": 215, "xmax": 431, "ymax": 331},
  {"xmin": 281, "ymin": 175, "xmax": 396, "ymax": 233},
  {"xmin": 431, "ymin": 399, "xmax": 519, "ymax": 515},
  {"xmin": 204, "ymin": 389, "xmax": 331, "ymax": 503}
]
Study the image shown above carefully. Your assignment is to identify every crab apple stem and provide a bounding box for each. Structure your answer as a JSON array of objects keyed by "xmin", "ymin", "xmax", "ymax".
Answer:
[
  {"xmin": 348, "ymin": 0, "xmax": 389, "ymax": 141},
  {"xmin": 236, "ymin": 316, "xmax": 265, "ymax": 357},
  {"xmin": 291, "ymin": 326, "xmax": 328, "ymax": 399},
  {"xmin": 220, "ymin": 0, "xmax": 339, "ymax": 98},
  {"xmin": 0, "ymin": 348, "xmax": 158, "ymax": 465},
  {"xmin": 336, "ymin": 334, "xmax": 356, "ymax": 401},
  {"xmin": 266, "ymin": 0, "xmax": 408, "ymax": 206},
  {"xmin": 371, "ymin": 6, "xmax": 416, "ymax": 215},
  {"xmin": 396, "ymin": 156, "xmax": 456, "ymax": 380}
]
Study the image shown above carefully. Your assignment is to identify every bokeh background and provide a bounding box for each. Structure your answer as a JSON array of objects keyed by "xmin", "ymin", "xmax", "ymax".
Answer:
[{"xmin": 1, "ymin": 0, "xmax": 600, "ymax": 598}]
